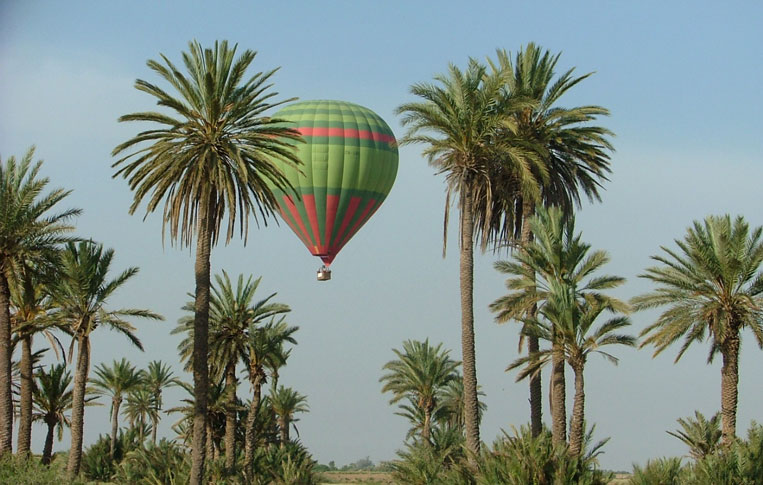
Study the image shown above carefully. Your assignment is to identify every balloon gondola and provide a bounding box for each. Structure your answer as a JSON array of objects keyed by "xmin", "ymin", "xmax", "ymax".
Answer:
[{"xmin": 268, "ymin": 100, "xmax": 399, "ymax": 281}]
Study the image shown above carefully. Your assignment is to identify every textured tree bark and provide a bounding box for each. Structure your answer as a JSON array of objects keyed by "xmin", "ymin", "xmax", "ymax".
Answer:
[
  {"xmin": 190, "ymin": 210, "xmax": 212, "ymax": 485},
  {"xmin": 279, "ymin": 416, "xmax": 288, "ymax": 448},
  {"xmin": 151, "ymin": 415, "xmax": 158, "ymax": 444},
  {"xmin": 244, "ymin": 372, "xmax": 263, "ymax": 476},
  {"xmin": 224, "ymin": 361, "xmax": 236, "ymax": 472},
  {"xmin": 720, "ymin": 335, "xmax": 740, "ymax": 445},
  {"xmin": 205, "ymin": 420, "xmax": 214, "ymax": 463},
  {"xmin": 520, "ymin": 197, "xmax": 543, "ymax": 437},
  {"xmin": 568, "ymin": 363, "xmax": 585, "ymax": 456},
  {"xmin": 110, "ymin": 397, "xmax": 121, "ymax": 458},
  {"xmin": 17, "ymin": 336, "xmax": 33, "ymax": 456},
  {"xmin": 67, "ymin": 335, "xmax": 90, "ymax": 477},
  {"xmin": 0, "ymin": 265, "xmax": 13, "ymax": 455},
  {"xmin": 422, "ymin": 405, "xmax": 432, "ymax": 443},
  {"xmin": 550, "ymin": 338, "xmax": 567, "ymax": 445},
  {"xmin": 459, "ymin": 187, "xmax": 481, "ymax": 461},
  {"xmin": 41, "ymin": 416, "xmax": 56, "ymax": 465}
]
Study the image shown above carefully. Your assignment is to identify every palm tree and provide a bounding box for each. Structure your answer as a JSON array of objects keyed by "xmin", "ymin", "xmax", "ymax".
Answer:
[
  {"xmin": 112, "ymin": 39, "xmax": 303, "ymax": 485},
  {"xmin": 123, "ymin": 387, "xmax": 158, "ymax": 443},
  {"xmin": 174, "ymin": 271, "xmax": 291, "ymax": 472},
  {"xmin": 32, "ymin": 363, "xmax": 73, "ymax": 465},
  {"xmin": 633, "ymin": 215, "xmax": 763, "ymax": 444},
  {"xmin": 0, "ymin": 147, "xmax": 80, "ymax": 454},
  {"xmin": 47, "ymin": 241, "xmax": 163, "ymax": 477},
  {"xmin": 667, "ymin": 410, "xmax": 722, "ymax": 460},
  {"xmin": 497, "ymin": 206, "xmax": 632, "ymax": 452},
  {"xmin": 380, "ymin": 339, "xmax": 460, "ymax": 442},
  {"xmin": 141, "ymin": 360, "xmax": 180, "ymax": 444},
  {"xmin": 9, "ymin": 263, "xmax": 67, "ymax": 456},
  {"xmin": 437, "ymin": 376, "xmax": 487, "ymax": 434},
  {"xmin": 90, "ymin": 358, "xmax": 143, "ymax": 457},
  {"xmin": 485, "ymin": 44, "xmax": 615, "ymax": 437},
  {"xmin": 243, "ymin": 317, "xmax": 297, "ymax": 470},
  {"xmin": 269, "ymin": 386, "xmax": 308, "ymax": 448},
  {"xmin": 395, "ymin": 59, "xmax": 514, "ymax": 457}
]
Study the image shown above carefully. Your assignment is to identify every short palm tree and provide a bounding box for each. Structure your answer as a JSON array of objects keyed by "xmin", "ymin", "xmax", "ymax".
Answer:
[
  {"xmin": 486, "ymin": 44, "xmax": 615, "ymax": 437},
  {"xmin": 10, "ymin": 263, "xmax": 67, "ymax": 456},
  {"xmin": 499, "ymin": 206, "xmax": 633, "ymax": 453},
  {"xmin": 123, "ymin": 387, "xmax": 158, "ymax": 443},
  {"xmin": 112, "ymin": 40, "xmax": 303, "ymax": 485},
  {"xmin": 667, "ymin": 410, "xmax": 722, "ymax": 460},
  {"xmin": 633, "ymin": 215, "xmax": 763, "ymax": 444},
  {"xmin": 269, "ymin": 386, "xmax": 308, "ymax": 448},
  {"xmin": 32, "ymin": 363, "xmax": 73, "ymax": 465},
  {"xmin": 243, "ymin": 317, "xmax": 297, "ymax": 470},
  {"xmin": 0, "ymin": 147, "xmax": 80, "ymax": 454},
  {"xmin": 395, "ymin": 59, "xmax": 511, "ymax": 457},
  {"xmin": 380, "ymin": 339, "xmax": 460, "ymax": 442},
  {"xmin": 90, "ymin": 358, "xmax": 143, "ymax": 457},
  {"xmin": 47, "ymin": 241, "xmax": 163, "ymax": 476},
  {"xmin": 141, "ymin": 360, "xmax": 180, "ymax": 444}
]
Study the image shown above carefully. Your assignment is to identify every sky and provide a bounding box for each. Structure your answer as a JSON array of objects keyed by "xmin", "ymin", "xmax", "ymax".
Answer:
[{"xmin": 1, "ymin": 0, "xmax": 763, "ymax": 471}]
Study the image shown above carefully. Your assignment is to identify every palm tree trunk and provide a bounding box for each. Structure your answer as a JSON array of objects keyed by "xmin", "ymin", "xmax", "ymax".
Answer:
[
  {"xmin": 190, "ymin": 209, "xmax": 213, "ymax": 485},
  {"xmin": 279, "ymin": 416, "xmax": 288, "ymax": 448},
  {"xmin": 720, "ymin": 335, "xmax": 740, "ymax": 444},
  {"xmin": 422, "ymin": 405, "xmax": 432, "ymax": 443},
  {"xmin": 151, "ymin": 416, "xmax": 158, "ymax": 444},
  {"xmin": 205, "ymin": 419, "xmax": 214, "ymax": 463},
  {"xmin": 568, "ymin": 363, "xmax": 585, "ymax": 456},
  {"xmin": 17, "ymin": 335, "xmax": 33, "ymax": 456},
  {"xmin": 224, "ymin": 361, "xmax": 236, "ymax": 472},
  {"xmin": 42, "ymin": 416, "xmax": 56, "ymax": 465},
  {"xmin": 520, "ymin": 197, "xmax": 543, "ymax": 437},
  {"xmin": 550, "ymin": 336, "xmax": 567, "ymax": 445},
  {"xmin": 0, "ymin": 266, "xmax": 13, "ymax": 455},
  {"xmin": 67, "ymin": 334, "xmax": 90, "ymax": 477},
  {"xmin": 110, "ymin": 397, "xmax": 121, "ymax": 458},
  {"xmin": 459, "ymin": 186, "xmax": 480, "ymax": 460},
  {"xmin": 244, "ymin": 372, "xmax": 263, "ymax": 475}
]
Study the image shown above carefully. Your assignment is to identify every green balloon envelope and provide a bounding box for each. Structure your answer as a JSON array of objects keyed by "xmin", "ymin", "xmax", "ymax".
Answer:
[{"xmin": 269, "ymin": 100, "xmax": 398, "ymax": 266}]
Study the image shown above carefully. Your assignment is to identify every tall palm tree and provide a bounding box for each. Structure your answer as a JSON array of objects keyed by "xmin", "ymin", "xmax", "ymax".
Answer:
[
  {"xmin": 485, "ymin": 44, "xmax": 615, "ymax": 437},
  {"xmin": 269, "ymin": 385, "xmax": 308, "ymax": 448},
  {"xmin": 380, "ymin": 339, "xmax": 460, "ymax": 442},
  {"xmin": 633, "ymin": 215, "xmax": 763, "ymax": 444},
  {"xmin": 0, "ymin": 147, "xmax": 80, "ymax": 454},
  {"xmin": 243, "ymin": 317, "xmax": 297, "ymax": 471},
  {"xmin": 396, "ymin": 59, "xmax": 519, "ymax": 457},
  {"xmin": 9, "ymin": 263, "xmax": 67, "ymax": 456},
  {"xmin": 112, "ymin": 40, "xmax": 303, "ymax": 485},
  {"xmin": 123, "ymin": 387, "xmax": 158, "ymax": 443},
  {"xmin": 47, "ymin": 241, "xmax": 163, "ymax": 477},
  {"xmin": 141, "ymin": 360, "xmax": 180, "ymax": 444},
  {"xmin": 32, "ymin": 363, "xmax": 73, "ymax": 465},
  {"xmin": 90, "ymin": 358, "xmax": 143, "ymax": 457},
  {"xmin": 494, "ymin": 206, "xmax": 629, "ymax": 447}
]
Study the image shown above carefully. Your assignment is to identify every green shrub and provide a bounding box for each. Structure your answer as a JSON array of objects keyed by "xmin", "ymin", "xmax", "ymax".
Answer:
[
  {"xmin": 248, "ymin": 441, "xmax": 317, "ymax": 485},
  {"xmin": 81, "ymin": 430, "xmax": 141, "ymax": 481},
  {"xmin": 0, "ymin": 455, "xmax": 84, "ymax": 485},
  {"xmin": 629, "ymin": 457, "xmax": 685, "ymax": 485},
  {"xmin": 113, "ymin": 439, "xmax": 190, "ymax": 484}
]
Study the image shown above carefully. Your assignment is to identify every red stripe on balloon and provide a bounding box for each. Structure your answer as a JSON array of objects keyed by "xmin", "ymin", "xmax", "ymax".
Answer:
[
  {"xmin": 337, "ymin": 199, "xmax": 377, "ymax": 252},
  {"xmin": 297, "ymin": 127, "xmax": 396, "ymax": 144},
  {"xmin": 282, "ymin": 195, "xmax": 314, "ymax": 251},
  {"xmin": 324, "ymin": 194, "xmax": 339, "ymax": 251},
  {"xmin": 332, "ymin": 196, "xmax": 361, "ymax": 253},
  {"xmin": 302, "ymin": 194, "xmax": 322, "ymax": 251}
]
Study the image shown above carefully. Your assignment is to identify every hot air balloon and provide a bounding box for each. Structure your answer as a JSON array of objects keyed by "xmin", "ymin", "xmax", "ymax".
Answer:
[{"xmin": 268, "ymin": 100, "xmax": 398, "ymax": 280}]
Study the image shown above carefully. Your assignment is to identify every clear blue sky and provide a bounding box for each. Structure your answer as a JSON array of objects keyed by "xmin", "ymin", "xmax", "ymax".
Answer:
[{"xmin": 2, "ymin": 0, "xmax": 762, "ymax": 470}]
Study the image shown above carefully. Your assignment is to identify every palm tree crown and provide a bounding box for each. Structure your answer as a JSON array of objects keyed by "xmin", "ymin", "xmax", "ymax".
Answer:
[
  {"xmin": 90, "ymin": 358, "xmax": 144, "ymax": 456},
  {"xmin": 32, "ymin": 363, "xmax": 74, "ymax": 464},
  {"xmin": 633, "ymin": 214, "xmax": 763, "ymax": 443}
]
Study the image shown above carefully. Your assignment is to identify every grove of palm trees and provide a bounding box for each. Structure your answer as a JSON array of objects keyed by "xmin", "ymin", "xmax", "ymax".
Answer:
[{"xmin": 2, "ymin": 3, "xmax": 762, "ymax": 484}]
